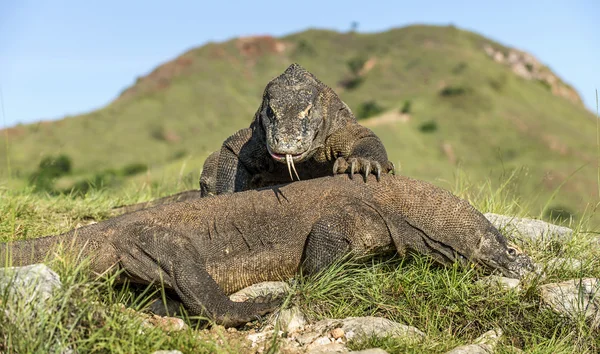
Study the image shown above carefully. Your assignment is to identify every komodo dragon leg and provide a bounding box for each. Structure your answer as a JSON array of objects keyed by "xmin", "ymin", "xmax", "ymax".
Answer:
[
  {"xmin": 214, "ymin": 128, "xmax": 261, "ymax": 195},
  {"xmin": 301, "ymin": 204, "xmax": 392, "ymax": 275},
  {"xmin": 300, "ymin": 204, "xmax": 468, "ymax": 276},
  {"xmin": 113, "ymin": 223, "xmax": 280, "ymax": 327},
  {"xmin": 199, "ymin": 150, "xmax": 220, "ymax": 197},
  {"xmin": 327, "ymin": 124, "xmax": 396, "ymax": 182}
]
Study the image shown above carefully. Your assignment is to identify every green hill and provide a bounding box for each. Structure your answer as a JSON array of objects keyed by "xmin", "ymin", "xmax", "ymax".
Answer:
[{"xmin": 1, "ymin": 25, "xmax": 598, "ymax": 225}]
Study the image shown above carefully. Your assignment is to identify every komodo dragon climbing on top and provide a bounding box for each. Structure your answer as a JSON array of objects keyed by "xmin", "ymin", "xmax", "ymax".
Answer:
[
  {"xmin": 1, "ymin": 174, "xmax": 535, "ymax": 327},
  {"xmin": 200, "ymin": 62, "xmax": 395, "ymax": 196},
  {"xmin": 111, "ymin": 63, "xmax": 395, "ymax": 214}
]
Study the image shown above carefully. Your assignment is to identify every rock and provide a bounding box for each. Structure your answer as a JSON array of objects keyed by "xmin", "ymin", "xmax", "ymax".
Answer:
[
  {"xmin": 151, "ymin": 351, "xmax": 183, "ymax": 354},
  {"xmin": 477, "ymin": 276, "xmax": 520, "ymax": 291},
  {"xmin": 445, "ymin": 328, "xmax": 502, "ymax": 354},
  {"xmin": 546, "ymin": 258, "xmax": 583, "ymax": 272},
  {"xmin": 0, "ymin": 264, "xmax": 62, "ymax": 314},
  {"xmin": 311, "ymin": 316, "xmax": 424, "ymax": 343},
  {"xmin": 143, "ymin": 314, "xmax": 188, "ymax": 332},
  {"xmin": 229, "ymin": 281, "xmax": 290, "ymax": 302},
  {"xmin": 349, "ymin": 349, "xmax": 389, "ymax": 354},
  {"xmin": 306, "ymin": 342, "xmax": 347, "ymax": 353},
  {"xmin": 272, "ymin": 306, "xmax": 306, "ymax": 333},
  {"xmin": 0, "ymin": 264, "xmax": 72, "ymax": 353},
  {"xmin": 247, "ymin": 330, "xmax": 283, "ymax": 348},
  {"xmin": 249, "ymin": 316, "xmax": 421, "ymax": 352},
  {"xmin": 484, "ymin": 213, "xmax": 573, "ymax": 243},
  {"xmin": 331, "ymin": 327, "xmax": 345, "ymax": 339},
  {"xmin": 539, "ymin": 278, "xmax": 600, "ymax": 324}
]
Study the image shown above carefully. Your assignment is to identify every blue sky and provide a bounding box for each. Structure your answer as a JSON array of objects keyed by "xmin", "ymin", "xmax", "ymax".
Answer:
[{"xmin": 0, "ymin": 0, "xmax": 598, "ymax": 127}]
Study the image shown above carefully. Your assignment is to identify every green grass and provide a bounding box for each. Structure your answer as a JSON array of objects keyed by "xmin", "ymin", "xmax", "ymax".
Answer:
[{"xmin": 1, "ymin": 167, "xmax": 599, "ymax": 353}]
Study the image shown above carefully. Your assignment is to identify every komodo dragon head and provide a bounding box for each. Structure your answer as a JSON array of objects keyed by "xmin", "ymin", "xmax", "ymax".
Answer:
[
  {"xmin": 256, "ymin": 63, "xmax": 342, "ymax": 179},
  {"xmin": 468, "ymin": 224, "xmax": 536, "ymax": 279},
  {"xmin": 372, "ymin": 175, "xmax": 538, "ymax": 279}
]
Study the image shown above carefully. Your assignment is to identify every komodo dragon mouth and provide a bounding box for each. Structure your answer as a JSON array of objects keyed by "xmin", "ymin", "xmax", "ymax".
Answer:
[{"xmin": 266, "ymin": 143, "xmax": 311, "ymax": 181}]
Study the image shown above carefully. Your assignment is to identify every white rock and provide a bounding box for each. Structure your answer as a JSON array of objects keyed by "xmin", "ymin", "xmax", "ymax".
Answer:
[
  {"xmin": 349, "ymin": 349, "xmax": 389, "ymax": 354},
  {"xmin": 311, "ymin": 316, "xmax": 424, "ymax": 342},
  {"xmin": 273, "ymin": 306, "xmax": 306, "ymax": 333},
  {"xmin": 229, "ymin": 281, "xmax": 290, "ymax": 302},
  {"xmin": 445, "ymin": 328, "xmax": 502, "ymax": 354},
  {"xmin": 545, "ymin": 258, "xmax": 583, "ymax": 272},
  {"xmin": 484, "ymin": 213, "xmax": 573, "ymax": 243},
  {"xmin": 0, "ymin": 263, "xmax": 62, "ymax": 305},
  {"xmin": 477, "ymin": 276, "xmax": 520, "ymax": 291},
  {"xmin": 539, "ymin": 278, "xmax": 600, "ymax": 324}
]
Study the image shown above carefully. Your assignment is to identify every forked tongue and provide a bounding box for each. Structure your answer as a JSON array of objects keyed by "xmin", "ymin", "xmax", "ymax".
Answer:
[{"xmin": 285, "ymin": 154, "xmax": 301, "ymax": 181}]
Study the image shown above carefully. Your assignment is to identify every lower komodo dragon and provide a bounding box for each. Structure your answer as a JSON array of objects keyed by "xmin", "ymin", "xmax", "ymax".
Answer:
[{"xmin": 1, "ymin": 174, "xmax": 535, "ymax": 327}]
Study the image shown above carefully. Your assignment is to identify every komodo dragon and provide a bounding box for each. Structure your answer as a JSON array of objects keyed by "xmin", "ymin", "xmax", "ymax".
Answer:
[
  {"xmin": 1, "ymin": 174, "xmax": 535, "ymax": 327},
  {"xmin": 111, "ymin": 63, "xmax": 395, "ymax": 214},
  {"xmin": 200, "ymin": 62, "xmax": 395, "ymax": 196}
]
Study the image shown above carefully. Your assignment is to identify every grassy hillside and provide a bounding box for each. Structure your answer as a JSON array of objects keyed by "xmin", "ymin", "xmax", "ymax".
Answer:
[{"xmin": 1, "ymin": 25, "xmax": 598, "ymax": 225}]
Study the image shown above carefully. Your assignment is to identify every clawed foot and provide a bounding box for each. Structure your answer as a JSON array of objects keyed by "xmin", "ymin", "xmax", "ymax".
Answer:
[
  {"xmin": 219, "ymin": 296, "xmax": 284, "ymax": 328},
  {"xmin": 333, "ymin": 157, "xmax": 395, "ymax": 182},
  {"xmin": 244, "ymin": 292, "xmax": 286, "ymax": 305}
]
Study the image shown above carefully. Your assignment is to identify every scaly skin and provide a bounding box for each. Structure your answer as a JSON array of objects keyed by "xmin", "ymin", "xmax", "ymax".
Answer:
[
  {"xmin": 0, "ymin": 174, "xmax": 535, "ymax": 327},
  {"xmin": 200, "ymin": 63, "xmax": 395, "ymax": 196}
]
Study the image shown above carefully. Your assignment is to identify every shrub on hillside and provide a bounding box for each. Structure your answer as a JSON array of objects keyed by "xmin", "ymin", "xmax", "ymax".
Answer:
[
  {"xmin": 356, "ymin": 100, "xmax": 385, "ymax": 120},
  {"xmin": 68, "ymin": 169, "xmax": 121, "ymax": 197},
  {"xmin": 29, "ymin": 154, "xmax": 73, "ymax": 193},
  {"xmin": 419, "ymin": 120, "xmax": 438, "ymax": 133},
  {"xmin": 121, "ymin": 163, "xmax": 148, "ymax": 176},
  {"xmin": 400, "ymin": 100, "xmax": 412, "ymax": 114},
  {"xmin": 347, "ymin": 56, "xmax": 367, "ymax": 76},
  {"xmin": 439, "ymin": 85, "xmax": 469, "ymax": 97}
]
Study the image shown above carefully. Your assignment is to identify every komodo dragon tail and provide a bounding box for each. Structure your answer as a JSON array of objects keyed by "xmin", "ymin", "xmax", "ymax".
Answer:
[{"xmin": 1, "ymin": 230, "xmax": 92, "ymax": 268}]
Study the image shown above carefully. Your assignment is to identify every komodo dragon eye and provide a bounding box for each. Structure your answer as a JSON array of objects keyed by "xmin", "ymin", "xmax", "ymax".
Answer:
[
  {"xmin": 507, "ymin": 248, "xmax": 517, "ymax": 257},
  {"xmin": 266, "ymin": 105, "xmax": 275, "ymax": 119}
]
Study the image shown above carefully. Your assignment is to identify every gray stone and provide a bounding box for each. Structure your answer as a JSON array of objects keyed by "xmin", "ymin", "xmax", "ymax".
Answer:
[
  {"xmin": 247, "ymin": 329, "xmax": 284, "ymax": 348},
  {"xmin": 546, "ymin": 258, "xmax": 583, "ymax": 272},
  {"xmin": 539, "ymin": 278, "xmax": 600, "ymax": 324},
  {"xmin": 445, "ymin": 328, "xmax": 502, "ymax": 354},
  {"xmin": 0, "ymin": 264, "xmax": 62, "ymax": 309},
  {"xmin": 477, "ymin": 276, "xmax": 520, "ymax": 291},
  {"xmin": 229, "ymin": 281, "xmax": 290, "ymax": 302},
  {"xmin": 311, "ymin": 316, "xmax": 424, "ymax": 343},
  {"xmin": 484, "ymin": 213, "xmax": 573, "ymax": 243},
  {"xmin": 272, "ymin": 306, "xmax": 307, "ymax": 333},
  {"xmin": 349, "ymin": 349, "xmax": 389, "ymax": 354},
  {"xmin": 306, "ymin": 341, "xmax": 347, "ymax": 353}
]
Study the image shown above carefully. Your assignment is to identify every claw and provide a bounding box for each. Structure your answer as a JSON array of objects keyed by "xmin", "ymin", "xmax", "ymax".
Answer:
[
  {"xmin": 333, "ymin": 158, "xmax": 340, "ymax": 175},
  {"xmin": 373, "ymin": 161, "xmax": 382, "ymax": 181},
  {"xmin": 389, "ymin": 161, "xmax": 396, "ymax": 175},
  {"xmin": 362, "ymin": 160, "xmax": 370, "ymax": 182},
  {"xmin": 349, "ymin": 159, "xmax": 356, "ymax": 179}
]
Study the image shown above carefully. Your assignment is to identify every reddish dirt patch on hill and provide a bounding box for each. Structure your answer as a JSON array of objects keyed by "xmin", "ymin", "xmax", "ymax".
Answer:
[
  {"xmin": 117, "ymin": 54, "xmax": 195, "ymax": 101},
  {"xmin": 236, "ymin": 36, "xmax": 287, "ymax": 59}
]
